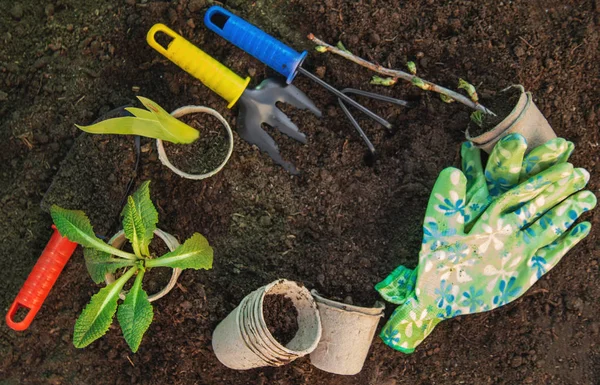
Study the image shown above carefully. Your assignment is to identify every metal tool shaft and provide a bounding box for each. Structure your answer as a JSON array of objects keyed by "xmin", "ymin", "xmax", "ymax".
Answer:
[{"xmin": 297, "ymin": 67, "xmax": 392, "ymax": 130}]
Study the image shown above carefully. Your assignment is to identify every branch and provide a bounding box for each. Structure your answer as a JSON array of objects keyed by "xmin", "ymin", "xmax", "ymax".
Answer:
[{"xmin": 308, "ymin": 34, "xmax": 495, "ymax": 115}]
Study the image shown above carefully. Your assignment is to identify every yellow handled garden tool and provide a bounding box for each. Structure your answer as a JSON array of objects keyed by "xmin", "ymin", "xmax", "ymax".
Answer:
[{"xmin": 147, "ymin": 24, "xmax": 321, "ymax": 174}]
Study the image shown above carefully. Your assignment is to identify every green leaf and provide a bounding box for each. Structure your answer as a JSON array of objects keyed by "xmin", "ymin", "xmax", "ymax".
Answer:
[
  {"xmin": 315, "ymin": 45, "xmax": 327, "ymax": 53},
  {"xmin": 440, "ymin": 94, "xmax": 456, "ymax": 103},
  {"xmin": 370, "ymin": 76, "xmax": 397, "ymax": 86},
  {"xmin": 146, "ymin": 233, "xmax": 213, "ymax": 270},
  {"xmin": 411, "ymin": 77, "xmax": 432, "ymax": 91},
  {"xmin": 117, "ymin": 269, "xmax": 153, "ymax": 353},
  {"xmin": 406, "ymin": 61, "xmax": 417, "ymax": 75},
  {"xmin": 51, "ymin": 205, "xmax": 136, "ymax": 260},
  {"xmin": 121, "ymin": 181, "xmax": 158, "ymax": 257},
  {"xmin": 470, "ymin": 110, "xmax": 485, "ymax": 127},
  {"xmin": 84, "ymin": 248, "xmax": 135, "ymax": 284},
  {"xmin": 458, "ymin": 78, "xmax": 479, "ymax": 103},
  {"xmin": 73, "ymin": 267, "xmax": 136, "ymax": 348},
  {"xmin": 75, "ymin": 96, "xmax": 199, "ymax": 144},
  {"xmin": 336, "ymin": 41, "xmax": 352, "ymax": 54}
]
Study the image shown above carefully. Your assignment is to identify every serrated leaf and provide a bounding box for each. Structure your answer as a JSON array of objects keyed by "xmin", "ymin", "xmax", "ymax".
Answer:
[
  {"xmin": 73, "ymin": 267, "xmax": 136, "ymax": 348},
  {"xmin": 117, "ymin": 270, "xmax": 153, "ymax": 353},
  {"xmin": 146, "ymin": 233, "xmax": 213, "ymax": 270},
  {"xmin": 121, "ymin": 181, "xmax": 158, "ymax": 257},
  {"xmin": 51, "ymin": 205, "xmax": 136, "ymax": 260},
  {"xmin": 75, "ymin": 96, "xmax": 199, "ymax": 144},
  {"xmin": 84, "ymin": 248, "xmax": 135, "ymax": 284}
]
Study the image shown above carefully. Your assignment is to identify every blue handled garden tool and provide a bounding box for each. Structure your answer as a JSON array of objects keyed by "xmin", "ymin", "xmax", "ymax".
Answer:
[{"xmin": 204, "ymin": 6, "xmax": 413, "ymax": 158}]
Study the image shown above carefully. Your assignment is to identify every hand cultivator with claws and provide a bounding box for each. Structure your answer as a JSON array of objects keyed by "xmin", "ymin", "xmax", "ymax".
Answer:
[
  {"xmin": 204, "ymin": 6, "xmax": 414, "ymax": 160},
  {"xmin": 147, "ymin": 24, "xmax": 321, "ymax": 174}
]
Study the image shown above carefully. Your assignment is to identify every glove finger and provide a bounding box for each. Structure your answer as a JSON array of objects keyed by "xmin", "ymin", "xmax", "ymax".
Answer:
[
  {"xmin": 375, "ymin": 265, "xmax": 417, "ymax": 305},
  {"xmin": 528, "ymin": 190, "xmax": 596, "ymax": 250},
  {"xmin": 520, "ymin": 138, "xmax": 574, "ymax": 181},
  {"xmin": 425, "ymin": 167, "xmax": 468, "ymax": 232},
  {"xmin": 525, "ymin": 221, "xmax": 592, "ymax": 287},
  {"xmin": 462, "ymin": 141, "xmax": 485, "ymax": 201},
  {"xmin": 485, "ymin": 133, "xmax": 528, "ymax": 198},
  {"xmin": 508, "ymin": 168, "xmax": 590, "ymax": 229},
  {"xmin": 464, "ymin": 188, "xmax": 491, "ymax": 232},
  {"xmin": 379, "ymin": 305, "xmax": 442, "ymax": 353},
  {"xmin": 482, "ymin": 163, "xmax": 574, "ymax": 224}
]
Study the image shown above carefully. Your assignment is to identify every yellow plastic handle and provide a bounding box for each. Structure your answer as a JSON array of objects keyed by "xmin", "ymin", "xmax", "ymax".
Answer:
[{"xmin": 147, "ymin": 24, "xmax": 250, "ymax": 108}]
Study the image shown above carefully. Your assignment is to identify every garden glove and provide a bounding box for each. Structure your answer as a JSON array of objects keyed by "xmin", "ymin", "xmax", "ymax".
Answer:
[
  {"xmin": 377, "ymin": 135, "xmax": 575, "ymax": 305},
  {"xmin": 378, "ymin": 163, "xmax": 595, "ymax": 353},
  {"xmin": 463, "ymin": 133, "xmax": 574, "ymax": 229}
]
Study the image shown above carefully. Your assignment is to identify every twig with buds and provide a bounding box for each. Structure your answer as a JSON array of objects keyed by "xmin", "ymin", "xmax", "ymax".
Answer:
[{"xmin": 309, "ymin": 34, "xmax": 495, "ymax": 116}]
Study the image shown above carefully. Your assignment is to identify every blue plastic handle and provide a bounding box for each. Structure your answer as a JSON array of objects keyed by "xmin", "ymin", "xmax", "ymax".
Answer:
[{"xmin": 204, "ymin": 6, "xmax": 307, "ymax": 84}]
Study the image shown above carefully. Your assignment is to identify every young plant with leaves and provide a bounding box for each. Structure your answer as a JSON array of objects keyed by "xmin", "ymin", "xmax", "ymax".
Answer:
[
  {"xmin": 50, "ymin": 181, "xmax": 213, "ymax": 352},
  {"xmin": 76, "ymin": 96, "xmax": 200, "ymax": 143}
]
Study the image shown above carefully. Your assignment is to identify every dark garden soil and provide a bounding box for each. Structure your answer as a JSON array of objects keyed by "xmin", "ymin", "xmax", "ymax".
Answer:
[
  {"xmin": 262, "ymin": 294, "xmax": 299, "ymax": 346},
  {"xmin": 162, "ymin": 112, "xmax": 230, "ymax": 175},
  {"xmin": 1, "ymin": 0, "xmax": 599, "ymax": 384}
]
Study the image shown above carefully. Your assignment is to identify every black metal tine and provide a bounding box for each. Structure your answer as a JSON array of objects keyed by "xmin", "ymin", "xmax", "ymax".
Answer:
[
  {"xmin": 337, "ymin": 89, "xmax": 414, "ymax": 156},
  {"xmin": 341, "ymin": 88, "xmax": 415, "ymax": 108},
  {"xmin": 338, "ymin": 98, "xmax": 376, "ymax": 156},
  {"xmin": 298, "ymin": 67, "xmax": 392, "ymax": 129}
]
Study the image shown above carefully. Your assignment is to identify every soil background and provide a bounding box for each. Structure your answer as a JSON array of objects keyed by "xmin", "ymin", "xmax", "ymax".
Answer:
[{"xmin": 1, "ymin": 0, "xmax": 599, "ymax": 384}]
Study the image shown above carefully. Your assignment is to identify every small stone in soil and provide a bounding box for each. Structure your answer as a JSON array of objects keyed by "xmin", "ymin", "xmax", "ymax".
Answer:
[{"xmin": 262, "ymin": 294, "xmax": 299, "ymax": 346}]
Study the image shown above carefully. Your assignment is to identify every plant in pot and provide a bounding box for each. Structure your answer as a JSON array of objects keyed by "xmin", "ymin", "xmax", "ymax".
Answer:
[
  {"xmin": 309, "ymin": 36, "xmax": 556, "ymax": 152},
  {"xmin": 75, "ymin": 96, "xmax": 234, "ymax": 180},
  {"xmin": 50, "ymin": 181, "xmax": 213, "ymax": 351}
]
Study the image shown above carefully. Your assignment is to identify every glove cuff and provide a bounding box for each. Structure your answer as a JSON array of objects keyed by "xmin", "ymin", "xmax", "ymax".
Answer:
[
  {"xmin": 375, "ymin": 265, "xmax": 416, "ymax": 305},
  {"xmin": 380, "ymin": 298, "xmax": 442, "ymax": 353}
]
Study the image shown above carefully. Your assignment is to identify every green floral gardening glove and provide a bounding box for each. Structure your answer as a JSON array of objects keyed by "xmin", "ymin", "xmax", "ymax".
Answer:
[
  {"xmin": 377, "ymin": 134, "xmax": 575, "ymax": 305},
  {"xmin": 377, "ymin": 162, "xmax": 596, "ymax": 353},
  {"xmin": 462, "ymin": 134, "xmax": 574, "ymax": 230}
]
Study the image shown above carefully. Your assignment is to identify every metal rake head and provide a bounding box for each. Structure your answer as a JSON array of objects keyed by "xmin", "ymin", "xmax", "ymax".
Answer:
[{"xmin": 236, "ymin": 78, "xmax": 322, "ymax": 174}]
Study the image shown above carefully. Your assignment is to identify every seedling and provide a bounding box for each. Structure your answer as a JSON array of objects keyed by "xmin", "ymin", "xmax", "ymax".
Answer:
[
  {"xmin": 310, "ymin": 34, "xmax": 495, "ymax": 116},
  {"xmin": 50, "ymin": 181, "xmax": 213, "ymax": 352},
  {"xmin": 76, "ymin": 96, "xmax": 200, "ymax": 144},
  {"xmin": 470, "ymin": 110, "xmax": 484, "ymax": 127}
]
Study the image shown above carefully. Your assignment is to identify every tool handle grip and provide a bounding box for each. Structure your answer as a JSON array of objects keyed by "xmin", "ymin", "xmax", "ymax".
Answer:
[
  {"xmin": 204, "ymin": 6, "xmax": 307, "ymax": 84},
  {"xmin": 6, "ymin": 225, "xmax": 77, "ymax": 331},
  {"xmin": 147, "ymin": 23, "xmax": 250, "ymax": 108}
]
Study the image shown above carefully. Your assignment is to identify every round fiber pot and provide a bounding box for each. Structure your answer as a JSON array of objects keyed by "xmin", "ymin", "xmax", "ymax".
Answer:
[
  {"xmin": 156, "ymin": 105, "xmax": 234, "ymax": 180},
  {"xmin": 466, "ymin": 85, "xmax": 556, "ymax": 153},
  {"xmin": 309, "ymin": 290, "xmax": 385, "ymax": 375},
  {"xmin": 105, "ymin": 229, "xmax": 182, "ymax": 302},
  {"xmin": 212, "ymin": 279, "xmax": 322, "ymax": 370}
]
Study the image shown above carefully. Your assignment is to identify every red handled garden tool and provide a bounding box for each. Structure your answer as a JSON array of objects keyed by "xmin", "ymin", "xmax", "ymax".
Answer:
[
  {"xmin": 204, "ymin": 6, "xmax": 414, "ymax": 158},
  {"xmin": 7, "ymin": 106, "xmax": 142, "ymax": 331},
  {"xmin": 6, "ymin": 226, "xmax": 78, "ymax": 331},
  {"xmin": 147, "ymin": 24, "xmax": 321, "ymax": 174}
]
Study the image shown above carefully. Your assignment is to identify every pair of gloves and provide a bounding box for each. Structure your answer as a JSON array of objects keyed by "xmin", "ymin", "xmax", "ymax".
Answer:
[{"xmin": 376, "ymin": 134, "xmax": 596, "ymax": 353}]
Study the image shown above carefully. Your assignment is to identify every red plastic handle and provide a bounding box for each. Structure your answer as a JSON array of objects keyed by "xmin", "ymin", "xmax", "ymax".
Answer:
[{"xmin": 6, "ymin": 225, "xmax": 77, "ymax": 331}]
